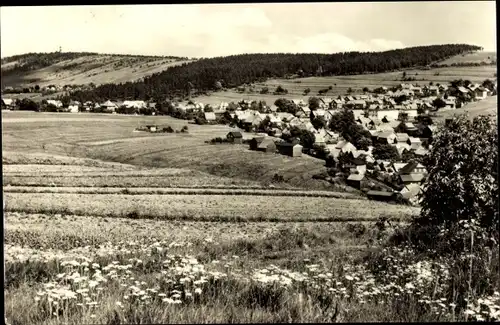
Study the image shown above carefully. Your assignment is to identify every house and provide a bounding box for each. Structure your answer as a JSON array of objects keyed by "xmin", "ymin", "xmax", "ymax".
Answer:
[
  {"xmin": 336, "ymin": 140, "xmax": 357, "ymax": 154},
  {"xmin": 395, "ymin": 133, "xmax": 410, "ymax": 143},
  {"xmin": 474, "ymin": 87, "xmax": 488, "ymax": 99},
  {"xmin": 2, "ymin": 98, "xmax": 14, "ymax": 108},
  {"xmin": 227, "ymin": 131, "xmax": 243, "ymax": 144},
  {"xmin": 145, "ymin": 125, "xmax": 158, "ymax": 132},
  {"xmin": 400, "ymin": 173, "xmax": 426, "ymax": 185},
  {"xmin": 292, "ymin": 99, "xmax": 306, "ymax": 107},
  {"xmin": 249, "ymin": 137, "xmax": 276, "ymax": 153},
  {"xmin": 414, "ymin": 146, "xmax": 429, "ymax": 157},
  {"xmin": 47, "ymin": 100, "xmax": 63, "ymax": 108},
  {"xmin": 394, "ymin": 143, "xmax": 411, "ymax": 157},
  {"xmin": 311, "ymin": 109, "xmax": 326, "ymax": 119},
  {"xmin": 399, "ymin": 161, "xmax": 427, "ymax": 175},
  {"xmin": 404, "ymin": 122, "xmax": 418, "ymax": 133},
  {"xmin": 376, "ymin": 109, "xmax": 399, "ymax": 121},
  {"xmin": 369, "ymin": 117, "xmax": 382, "ymax": 128},
  {"xmin": 400, "ymin": 183, "xmax": 423, "ymax": 203},
  {"xmin": 276, "ymin": 142, "xmax": 303, "ymax": 157},
  {"xmin": 407, "ymin": 137, "xmax": 422, "ymax": 146},
  {"xmin": 376, "ymin": 131, "xmax": 397, "ymax": 145},
  {"xmin": 367, "ymin": 190, "xmax": 396, "ymax": 202},
  {"xmin": 457, "ymin": 86, "xmax": 470, "ymax": 96},
  {"xmin": 295, "ymin": 106, "xmax": 311, "ymax": 118},
  {"xmin": 204, "ymin": 112, "xmax": 217, "ymax": 121},
  {"xmin": 330, "ymin": 99, "xmax": 344, "ymax": 109},
  {"xmin": 298, "ymin": 121, "xmax": 316, "ymax": 133},
  {"xmin": 68, "ymin": 104, "xmax": 79, "ymax": 113},
  {"xmin": 100, "ymin": 100, "xmax": 118, "ymax": 111},
  {"xmin": 352, "ymin": 109, "xmax": 365, "ymax": 120},
  {"xmin": 347, "ymin": 174, "xmax": 367, "ymax": 189},
  {"xmin": 443, "ymin": 99, "xmax": 456, "ymax": 109},
  {"xmin": 346, "ymin": 100, "xmax": 366, "ymax": 109},
  {"xmin": 219, "ymin": 102, "xmax": 229, "ymax": 111},
  {"xmin": 357, "ymin": 116, "xmax": 372, "ymax": 130},
  {"xmin": 314, "ymin": 134, "xmax": 326, "ymax": 146},
  {"xmin": 123, "ymin": 100, "xmax": 146, "ymax": 109},
  {"xmin": 425, "ymin": 85, "xmax": 440, "ymax": 96},
  {"xmin": 324, "ymin": 130, "xmax": 340, "ymax": 143}
]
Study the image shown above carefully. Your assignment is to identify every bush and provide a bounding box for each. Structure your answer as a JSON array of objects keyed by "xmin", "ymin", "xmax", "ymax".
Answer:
[
  {"xmin": 272, "ymin": 174, "xmax": 285, "ymax": 183},
  {"xmin": 162, "ymin": 126, "xmax": 174, "ymax": 133},
  {"xmin": 180, "ymin": 125, "xmax": 189, "ymax": 133}
]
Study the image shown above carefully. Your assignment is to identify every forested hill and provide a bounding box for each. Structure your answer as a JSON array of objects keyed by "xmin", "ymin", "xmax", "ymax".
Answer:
[
  {"xmin": 70, "ymin": 44, "xmax": 481, "ymax": 102},
  {"xmin": 1, "ymin": 52, "xmax": 185, "ymax": 75}
]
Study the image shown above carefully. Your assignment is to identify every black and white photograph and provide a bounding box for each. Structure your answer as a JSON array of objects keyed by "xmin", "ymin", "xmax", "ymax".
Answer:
[{"xmin": 1, "ymin": 2, "xmax": 498, "ymax": 324}]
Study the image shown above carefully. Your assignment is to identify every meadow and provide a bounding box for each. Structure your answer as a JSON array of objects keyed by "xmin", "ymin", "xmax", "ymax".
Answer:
[
  {"xmin": 2, "ymin": 112, "xmax": 336, "ymax": 190},
  {"xmin": 195, "ymin": 64, "xmax": 497, "ymax": 105}
]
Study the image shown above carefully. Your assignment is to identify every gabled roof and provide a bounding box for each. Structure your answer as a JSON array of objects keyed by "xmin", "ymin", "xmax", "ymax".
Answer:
[
  {"xmin": 400, "ymin": 183, "xmax": 422, "ymax": 200},
  {"xmin": 414, "ymin": 147, "xmax": 429, "ymax": 156},
  {"xmin": 392, "ymin": 162, "xmax": 407, "ymax": 172},
  {"xmin": 395, "ymin": 133, "xmax": 410, "ymax": 142},
  {"xmin": 400, "ymin": 173, "xmax": 425, "ymax": 183},
  {"xmin": 377, "ymin": 131, "xmax": 395, "ymax": 139},
  {"xmin": 227, "ymin": 131, "xmax": 243, "ymax": 138},
  {"xmin": 257, "ymin": 137, "xmax": 275, "ymax": 149},
  {"xmin": 367, "ymin": 190, "xmax": 395, "ymax": 197},
  {"xmin": 347, "ymin": 174, "xmax": 365, "ymax": 181},
  {"xmin": 399, "ymin": 161, "xmax": 426, "ymax": 174}
]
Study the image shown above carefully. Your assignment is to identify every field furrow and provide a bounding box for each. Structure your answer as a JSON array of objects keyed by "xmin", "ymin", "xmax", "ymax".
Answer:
[
  {"xmin": 2, "ymin": 185, "xmax": 359, "ymax": 199},
  {"xmin": 4, "ymin": 192, "xmax": 419, "ymax": 221}
]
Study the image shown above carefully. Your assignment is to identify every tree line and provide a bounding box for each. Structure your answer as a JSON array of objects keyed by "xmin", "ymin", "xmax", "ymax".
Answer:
[{"xmin": 68, "ymin": 44, "xmax": 482, "ymax": 102}]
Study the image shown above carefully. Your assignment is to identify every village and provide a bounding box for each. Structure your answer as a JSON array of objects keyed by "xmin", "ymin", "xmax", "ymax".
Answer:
[{"xmin": 2, "ymin": 78, "xmax": 497, "ymax": 205}]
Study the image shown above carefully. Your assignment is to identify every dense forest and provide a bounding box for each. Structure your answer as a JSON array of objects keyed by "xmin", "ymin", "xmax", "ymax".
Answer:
[
  {"xmin": 0, "ymin": 51, "xmax": 188, "ymax": 78},
  {"xmin": 67, "ymin": 44, "xmax": 482, "ymax": 102}
]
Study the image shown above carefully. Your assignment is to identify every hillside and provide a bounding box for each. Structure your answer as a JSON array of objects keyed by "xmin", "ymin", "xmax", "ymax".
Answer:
[
  {"xmin": 67, "ymin": 44, "xmax": 481, "ymax": 102},
  {"xmin": 1, "ymin": 52, "xmax": 192, "ymax": 88},
  {"xmin": 194, "ymin": 64, "xmax": 497, "ymax": 106},
  {"xmin": 433, "ymin": 94, "xmax": 497, "ymax": 122}
]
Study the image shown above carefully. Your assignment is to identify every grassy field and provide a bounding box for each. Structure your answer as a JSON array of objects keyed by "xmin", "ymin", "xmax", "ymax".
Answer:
[
  {"xmin": 1, "ymin": 54, "xmax": 193, "ymax": 88},
  {"xmin": 433, "ymin": 95, "xmax": 498, "ymax": 122},
  {"xmin": 2, "ymin": 112, "xmax": 338, "ymax": 191},
  {"xmin": 436, "ymin": 51, "xmax": 496, "ymax": 65},
  {"xmin": 194, "ymin": 64, "xmax": 497, "ymax": 105}
]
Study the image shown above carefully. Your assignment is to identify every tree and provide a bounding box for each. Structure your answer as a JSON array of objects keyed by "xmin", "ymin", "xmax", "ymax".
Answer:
[
  {"xmin": 347, "ymin": 87, "xmax": 353, "ymax": 94},
  {"xmin": 260, "ymin": 87, "xmax": 269, "ymax": 94},
  {"xmin": 303, "ymin": 88, "xmax": 311, "ymax": 95},
  {"xmin": 421, "ymin": 115, "xmax": 498, "ymax": 230},
  {"xmin": 214, "ymin": 81, "xmax": 223, "ymax": 90},
  {"xmin": 311, "ymin": 116, "xmax": 326, "ymax": 130},
  {"xmin": 34, "ymin": 85, "xmax": 40, "ymax": 91},
  {"xmin": 204, "ymin": 104, "xmax": 214, "ymax": 112},
  {"xmin": 402, "ymin": 71, "xmax": 407, "ymax": 79},
  {"xmin": 227, "ymin": 102, "xmax": 238, "ymax": 111},
  {"xmin": 363, "ymin": 87, "xmax": 370, "ymax": 93},
  {"xmin": 432, "ymin": 98, "xmax": 447, "ymax": 110},
  {"xmin": 482, "ymin": 79, "xmax": 495, "ymax": 91},
  {"xmin": 61, "ymin": 95, "xmax": 71, "ymax": 107},
  {"xmin": 286, "ymin": 126, "xmax": 315, "ymax": 149},
  {"xmin": 308, "ymin": 97, "xmax": 321, "ymax": 111},
  {"xmin": 395, "ymin": 95, "xmax": 408, "ymax": 105},
  {"xmin": 372, "ymin": 143, "xmax": 399, "ymax": 161},
  {"xmin": 274, "ymin": 85, "xmax": 288, "ymax": 94},
  {"xmin": 274, "ymin": 98, "xmax": 298, "ymax": 114},
  {"xmin": 18, "ymin": 98, "xmax": 39, "ymax": 111}
]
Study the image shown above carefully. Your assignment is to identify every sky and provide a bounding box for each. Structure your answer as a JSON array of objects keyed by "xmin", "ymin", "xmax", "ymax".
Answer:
[{"xmin": 0, "ymin": 2, "xmax": 496, "ymax": 58}]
